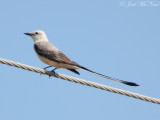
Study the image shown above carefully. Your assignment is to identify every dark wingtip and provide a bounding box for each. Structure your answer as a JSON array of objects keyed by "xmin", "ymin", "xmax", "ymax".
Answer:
[
  {"xmin": 76, "ymin": 72, "xmax": 80, "ymax": 75},
  {"xmin": 123, "ymin": 81, "xmax": 140, "ymax": 86}
]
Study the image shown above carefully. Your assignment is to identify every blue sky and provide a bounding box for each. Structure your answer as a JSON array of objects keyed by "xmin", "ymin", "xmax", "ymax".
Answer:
[{"xmin": 0, "ymin": 0, "xmax": 160, "ymax": 120}]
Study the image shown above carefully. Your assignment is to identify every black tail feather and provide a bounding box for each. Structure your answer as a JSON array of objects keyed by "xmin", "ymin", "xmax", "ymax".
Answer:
[
  {"xmin": 67, "ymin": 69, "xmax": 80, "ymax": 75},
  {"xmin": 122, "ymin": 81, "xmax": 139, "ymax": 86},
  {"xmin": 79, "ymin": 66, "xmax": 139, "ymax": 86}
]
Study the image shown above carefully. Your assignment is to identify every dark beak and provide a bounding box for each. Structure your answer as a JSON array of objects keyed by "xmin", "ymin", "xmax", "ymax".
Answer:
[{"xmin": 24, "ymin": 33, "xmax": 33, "ymax": 36}]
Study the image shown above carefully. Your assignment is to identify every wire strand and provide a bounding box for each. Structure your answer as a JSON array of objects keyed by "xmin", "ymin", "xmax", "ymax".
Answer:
[{"xmin": 0, "ymin": 58, "xmax": 160, "ymax": 104}]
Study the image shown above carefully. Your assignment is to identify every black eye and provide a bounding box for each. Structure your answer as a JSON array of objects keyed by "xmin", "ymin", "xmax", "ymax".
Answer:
[{"xmin": 35, "ymin": 32, "xmax": 38, "ymax": 34}]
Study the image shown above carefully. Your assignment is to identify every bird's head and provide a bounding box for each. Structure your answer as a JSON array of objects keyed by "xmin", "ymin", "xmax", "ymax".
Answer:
[{"xmin": 24, "ymin": 30, "xmax": 48, "ymax": 42}]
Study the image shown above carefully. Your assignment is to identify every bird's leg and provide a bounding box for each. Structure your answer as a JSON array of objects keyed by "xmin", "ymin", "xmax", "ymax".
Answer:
[
  {"xmin": 40, "ymin": 66, "xmax": 52, "ymax": 76},
  {"xmin": 43, "ymin": 65, "xmax": 52, "ymax": 70},
  {"xmin": 51, "ymin": 68, "xmax": 57, "ymax": 74},
  {"xmin": 45, "ymin": 68, "xmax": 57, "ymax": 78},
  {"xmin": 48, "ymin": 68, "xmax": 57, "ymax": 78}
]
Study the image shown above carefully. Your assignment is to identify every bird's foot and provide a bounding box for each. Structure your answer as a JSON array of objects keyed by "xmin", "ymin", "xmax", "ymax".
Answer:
[
  {"xmin": 51, "ymin": 68, "xmax": 57, "ymax": 74},
  {"xmin": 40, "ymin": 66, "xmax": 52, "ymax": 76},
  {"xmin": 48, "ymin": 75, "xmax": 52, "ymax": 78},
  {"xmin": 47, "ymin": 68, "xmax": 57, "ymax": 78}
]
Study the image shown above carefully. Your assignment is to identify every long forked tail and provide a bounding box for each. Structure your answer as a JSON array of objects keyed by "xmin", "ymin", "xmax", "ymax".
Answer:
[{"xmin": 79, "ymin": 66, "xmax": 139, "ymax": 86}]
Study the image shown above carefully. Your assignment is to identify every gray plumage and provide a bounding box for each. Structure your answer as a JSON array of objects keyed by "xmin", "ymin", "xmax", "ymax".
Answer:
[{"xmin": 34, "ymin": 41, "xmax": 79, "ymax": 66}]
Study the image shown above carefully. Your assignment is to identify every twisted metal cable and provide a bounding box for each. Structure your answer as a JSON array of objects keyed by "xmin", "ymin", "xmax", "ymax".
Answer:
[{"xmin": 0, "ymin": 58, "xmax": 160, "ymax": 104}]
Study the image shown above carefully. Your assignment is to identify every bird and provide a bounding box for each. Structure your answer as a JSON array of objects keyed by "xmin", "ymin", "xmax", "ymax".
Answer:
[{"xmin": 24, "ymin": 30, "xmax": 139, "ymax": 86}]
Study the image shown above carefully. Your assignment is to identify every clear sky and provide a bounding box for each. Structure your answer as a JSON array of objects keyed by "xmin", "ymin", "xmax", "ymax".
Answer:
[{"xmin": 0, "ymin": 0, "xmax": 160, "ymax": 120}]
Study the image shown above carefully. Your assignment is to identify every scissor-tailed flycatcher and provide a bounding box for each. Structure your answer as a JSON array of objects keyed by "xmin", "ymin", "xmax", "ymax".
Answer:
[{"xmin": 24, "ymin": 30, "xmax": 139, "ymax": 86}]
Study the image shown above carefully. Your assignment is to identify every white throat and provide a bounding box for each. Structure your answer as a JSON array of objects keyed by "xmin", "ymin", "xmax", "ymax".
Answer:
[
  {"xmin": 33, "ymin": 38, "xmax": 48, "ymax": 43},
  {"xmin": 32, "ymin": 35, "xmax": 48, "ymax": 43}
]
